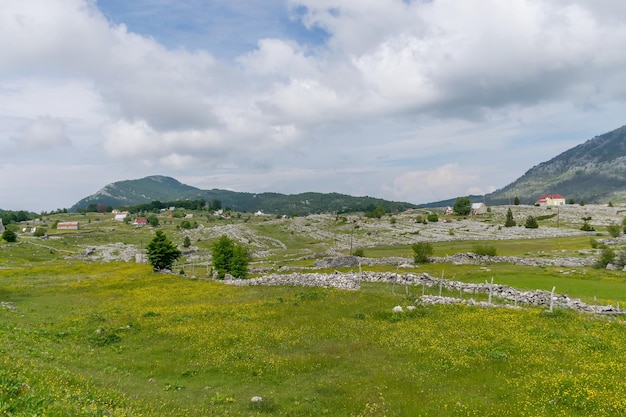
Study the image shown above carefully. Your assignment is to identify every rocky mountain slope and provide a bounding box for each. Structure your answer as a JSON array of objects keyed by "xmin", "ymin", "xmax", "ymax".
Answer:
[{"xmin": 487, "ymin": 125, "xmax": 626, "ymax": 204}]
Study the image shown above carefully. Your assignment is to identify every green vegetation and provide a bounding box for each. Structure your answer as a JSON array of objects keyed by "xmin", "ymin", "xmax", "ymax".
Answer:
[
  {"xmin": 1, "ymin": 229, "xmax": 17, "ymax": 243},
  {"xmin": 412, "ymin": 242, "xmax": 433, "ymax": 263},
  {"xmin": 504, "ymin": 208, "xmax": 516, "ymax": 227},
  {"xmin": 1, "ymin": 263, "xmax": 626, "ymax": 416},
  {"xmin": 146, "ymin": 231, "xmax": 182, "ymax": 271},
  {"xmin": 2, "ymin": 204, "xmax": 626, "ymax": 416},
  {"xmin": 524, "ymin": 215, "xmax": 538, "ymax": 229},
  {"xmin": 453, "ymin": 196, "xmax": 472, "ymax": 215},
  {"xmin": 211, "ymin": 235, "xmax": 250, "ymax": 279}
]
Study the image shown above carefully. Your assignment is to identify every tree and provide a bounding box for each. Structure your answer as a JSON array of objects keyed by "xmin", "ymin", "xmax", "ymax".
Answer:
[
  {"xmin": 147, "ymin": 215, "xmax": 159, "ymax": 227},
  {"xmin": 146, "ymin": 231, "xmax": 181, "ymax": 271},
  {"xmin": 212, "ymin": 235, "xmax": 249, "ymax": 279},
  {"xmin": 183, "ymin": 236, "xmax": 191, "ymax": 248},
  {"xmin": 504, "ymin": 208, "xmax": 516, "ymax": 227},
  {"xmin": 2, "ymin": 229, "xmax": 17, "ymax": 243},
  {"xmin": 453, "ymin": 197, "xmax": 472, "ymax": 216},
  {"xmin": 524, "ymin": 215, "xmax": 538, "ymax": 229},
  {"xmin": 513, "ymin": 196, "xmax": 520, "ymax": 205},
  {"xmin": 412, "ymin": 242, "xmax": 433, "ymax": 264}
]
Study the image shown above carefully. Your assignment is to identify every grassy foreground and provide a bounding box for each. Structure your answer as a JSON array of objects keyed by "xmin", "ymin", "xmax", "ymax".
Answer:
[{"xmin": 1, "ymin": 262, "xmax": 626, "ymax": 416}]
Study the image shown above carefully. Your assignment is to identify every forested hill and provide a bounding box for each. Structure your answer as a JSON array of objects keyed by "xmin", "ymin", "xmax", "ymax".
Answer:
[{"xmin": 70, "ymin": 175, "xmax": 417, "ymax": 215}]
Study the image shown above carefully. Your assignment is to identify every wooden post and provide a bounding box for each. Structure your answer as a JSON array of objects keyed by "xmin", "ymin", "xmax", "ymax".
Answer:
[{"xmin": 550, "ymin": 286, "xmax": 556, "ymax": 312}]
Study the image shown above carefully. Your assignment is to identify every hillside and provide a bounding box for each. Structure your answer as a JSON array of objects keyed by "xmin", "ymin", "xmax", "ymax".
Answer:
[
  {"xmin": 487, "ymin": 125, "xmax": 626, "ymax": 204},
  {"xmin": 70, "ymin": 175, "xmax": 417, "ymax": 215}
]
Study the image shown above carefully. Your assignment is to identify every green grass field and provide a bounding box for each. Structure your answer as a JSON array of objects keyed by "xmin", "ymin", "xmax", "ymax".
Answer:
[
  {"xmin": 2, "ymin": 211, "xmax": 626, "ymax": 416},
  {"xmin": 1, "ymin": 262, "xmax": 626, "ymax": 416}
]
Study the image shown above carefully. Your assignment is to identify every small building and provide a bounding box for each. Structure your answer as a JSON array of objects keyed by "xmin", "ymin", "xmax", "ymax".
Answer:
[
  {"xmin": 444, "ymin": 206, "xmax": 454, "ymax": 215},
  {"xmin": 133, "ymin": 218, "xmax": 148, "ymax": 226},
  {"xmin": 114, "ymin": 211, "xmax": 129, "ymax": 221},
  {"xmin": 536, "ymin": 194, "xmax": 566, "ymax": 207},
  {"xmin": 57, "ymin": 222, "xmax": 80, "ymax": 230},
  {"xmin": 471, "ymin": 202, "xmax": 488, "ymax": 215}
]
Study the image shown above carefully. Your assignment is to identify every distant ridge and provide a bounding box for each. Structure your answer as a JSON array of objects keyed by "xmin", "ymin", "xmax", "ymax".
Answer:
[{"xmin": 70, "ymin": 175, "xmax": 418, "ymax": 215}]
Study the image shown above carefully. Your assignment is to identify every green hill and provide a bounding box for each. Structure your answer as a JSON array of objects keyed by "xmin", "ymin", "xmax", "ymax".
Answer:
[{"xmin": 70, "ymin": 175, "xmax": 417, "ymax": 215}]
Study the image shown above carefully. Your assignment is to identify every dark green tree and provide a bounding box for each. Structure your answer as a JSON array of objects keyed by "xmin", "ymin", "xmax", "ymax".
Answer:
[
  {"xmin": 147, "ymin": 215, "xmax": 159, "ymax": 227},
  {"xmin": 513, "ymin": 196, "xmax": 520, "ymax": 205},
  {"xmin": 2, "ymin": 229, "xmax": 17, "ymax": 243},
  {"xmin": 524, "ymin": 216, "xmax": 539, "ymax": 229},
  {"xmin": 453, "ymin": 197, "xmax": 472, "ymax": 216},
  {"xmin": 183, "ymin": 236, "xmax": 191, "ymax": 248},
  {"xmin": 212, "ymin": 235, "xmax": 249, "ymax": 279},
  {"xmin": 412, "ymin": 242, "xmax": 433, "ymax": 264},
  {"xmin": 504, "ymin": 208, "xmax": 516, "ymax": 227},
  {"xmin": 146, "ymin": 231, "xmax": 181, "ymax": 271}
]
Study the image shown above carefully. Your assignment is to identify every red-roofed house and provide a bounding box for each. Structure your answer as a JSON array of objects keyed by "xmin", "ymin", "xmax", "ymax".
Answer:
[
  {"xmin": 535, "ymin": 194, "xmax": 566, "ymax": 207},
  {"xmin": 133, "ymin": 218, "xmax": 148, "ymax": 226}
]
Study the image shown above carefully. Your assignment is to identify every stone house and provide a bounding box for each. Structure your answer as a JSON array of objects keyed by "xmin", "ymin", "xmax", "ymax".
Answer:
[{"xmin": 471, "ymin": 202, "xmax": 488, "ymax": 215}]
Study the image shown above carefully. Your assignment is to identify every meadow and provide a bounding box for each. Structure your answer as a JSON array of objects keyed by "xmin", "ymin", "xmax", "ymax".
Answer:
[{"xmin": 1, "ymin": 207, "xmax": 626, "ymax": 416}]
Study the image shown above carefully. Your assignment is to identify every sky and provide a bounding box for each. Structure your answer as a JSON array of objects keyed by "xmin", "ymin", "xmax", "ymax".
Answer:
[{"xmin": 2, "ymin": 0, "xmax": 626, "ymax": 213}]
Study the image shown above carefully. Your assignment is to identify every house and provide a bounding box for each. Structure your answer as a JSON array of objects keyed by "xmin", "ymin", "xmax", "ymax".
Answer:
[
  {"xmin": 57, "ymin": 222, "xmax": 80, "ymax": 230},
  {"xmin": 444, "ymin": 206, "xmax": 454, "ymax": 215},
  {"xmin": 471, "ymin": 202, "xmax": 487, "ymax": 215},
  {"xmin": 114, "ymin": 211, "xmax": 129, "ymax": 221},
  {"xmin": 535, "ymin": 194, "xmax": 566, "ymax": 207},
  {"xmin": 133, "ymin": 218, "xmax": 148, "ymax": 226}
]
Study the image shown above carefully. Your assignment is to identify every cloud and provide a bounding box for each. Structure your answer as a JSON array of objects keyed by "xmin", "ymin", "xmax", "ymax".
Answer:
[
  {"xmin": 2, "ymin": 0, "xmax": 626, "ymax": 211},
  {"xmin": 10, "ymin": 116, "xmax": 71, "ymax": 150},
  {"xmin": 385, "ymin": 164, "xmax": 487, "ymax": 203}
]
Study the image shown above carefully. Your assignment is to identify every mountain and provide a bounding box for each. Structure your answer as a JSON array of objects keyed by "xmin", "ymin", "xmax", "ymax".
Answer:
[
  {"xmin": 487, "ymin": 125, "xmax": 626, "ymax": 204},
  {"xmin": 70, "ymin": 175, "xmax": 418, "ymax": 215},
  {"xmin": 421, "ymin": 125, "xmax": 626, "ymax": 207}
]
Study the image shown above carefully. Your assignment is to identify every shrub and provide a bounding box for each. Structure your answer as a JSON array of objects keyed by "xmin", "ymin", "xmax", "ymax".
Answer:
[
  {"xmin": 581, "ymin": 222, "xmax": 595, "ymax": 232},
  {"xmin": 33, "ymin": 227, "xmax": 46, "ymax": 237},
  {"xmin": 212, "ymin": 235, "xmax": 249, "ymax": 279},
  {"xmin": 594, "ymin": 247, "xmax": 615, "ymax": 269},
  {"xmin": 1, "ymin": 229, "xmax": 17, "ymax": 243},
  {"xmin": 427, "ymin": 213, "xmax": 439, "ymax": 222},
  {"xmin": 414, "ymin": 215, "xmax": 424, "ymax": 223},
  {"xmin": 472, "ymin": 244, "xmax": 497, "ymax": 256},
  {"xmin": 412, "ymin": 242, "xmax": 433, "ymax": 264},
  {"xmin": 524, "ymin": 216, "xmax": 538, "ymax": 229},
  {"xmin": 353, "ymin": 248, "xmax": 365, "ymax": 257},
  {"xmin": 607, "ymin": 222, "xmax": 621, "ymax": 238}
]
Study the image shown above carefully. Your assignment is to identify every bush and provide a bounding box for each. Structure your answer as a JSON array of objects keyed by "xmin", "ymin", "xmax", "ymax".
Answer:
[
  {"xmin": 412, "ymin": 242, "xmax": 433, "ymax": 264},
  {"xmin": 524, "ymin": 216, "xmax": 538, "ymax": 229},
  {"xmin": 581, "ymin": 222, "xmax": 595, "ymax": 232},
  {"xmin": 1, "ymin": 229, "xmax": 17, "ymax": 243},
  {"xmin": 427, "ymin": 213, "xmax": 439, "ymax": 222},
  {"xmin": 33, "ymin": 227, "xmax": 46, "ymax": 237},
  {"xmin": 607, "ymin": 222, "xmax": 621, "ymax": 238},
  {"xmin": 353, "ymin": 248, "xmax": 365, "ymax": 257},
  {"xmin": 594, "ymin": 247, "xmax": 615, "ymax": 269},
  {"xmin": 472, "ymin": 244, "xmax": 497, "ymax": 256}
]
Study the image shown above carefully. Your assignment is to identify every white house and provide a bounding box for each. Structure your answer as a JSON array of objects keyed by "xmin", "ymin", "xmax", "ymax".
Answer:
[{"xmin": 535, "ymin": 194, "xmax": 566, "ymax": 207}]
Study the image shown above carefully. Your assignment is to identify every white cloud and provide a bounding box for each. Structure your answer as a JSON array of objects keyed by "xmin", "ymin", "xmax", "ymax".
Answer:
[
  {"xmin": 386, "ymin": 164, "xmax": 488, "ymax": 203},
  {"xmin": 2, "ymin": 0, "xmax": 626, "ymax": 211},
  {"xmin": 10, "ymin": 116, "xmax": 71, "ymax": 150}
]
